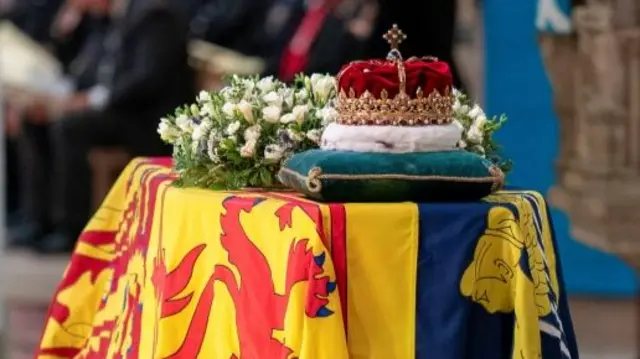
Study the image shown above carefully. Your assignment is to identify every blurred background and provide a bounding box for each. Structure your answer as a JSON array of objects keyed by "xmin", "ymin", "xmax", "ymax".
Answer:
[{"xmin": 0, "ymin": 0, "xmax": 638, "ymax": 357}]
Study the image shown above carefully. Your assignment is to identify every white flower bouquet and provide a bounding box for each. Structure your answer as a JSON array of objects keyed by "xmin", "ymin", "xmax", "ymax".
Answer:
[
  {"xmin": 452, "ymin": 89, "xmax": 513, "ymax": 173},
  {"xmin": 158, "ymin": 74, "xmax": 338, "ymax": 189}
]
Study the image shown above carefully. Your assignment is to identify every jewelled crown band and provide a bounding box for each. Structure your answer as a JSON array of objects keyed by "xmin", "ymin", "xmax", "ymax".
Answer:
[{"xmin": 335, "ymin": 24, "xmax": 455, "ymax": 126}]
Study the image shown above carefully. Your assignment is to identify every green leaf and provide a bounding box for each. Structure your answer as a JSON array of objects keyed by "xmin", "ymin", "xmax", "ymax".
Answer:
[{"xmin": 259, "ymin": 167, "xmax": 274, "ymax": 187}]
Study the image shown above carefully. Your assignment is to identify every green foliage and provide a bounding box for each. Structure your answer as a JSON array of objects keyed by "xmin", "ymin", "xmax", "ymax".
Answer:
[
  {"xmin": 158, "ymin": 74, "xmax": 337, "ymax": 189},
  {"xmin": 453, "ymin": 91, "xmax": 513, "ymax": 174}
]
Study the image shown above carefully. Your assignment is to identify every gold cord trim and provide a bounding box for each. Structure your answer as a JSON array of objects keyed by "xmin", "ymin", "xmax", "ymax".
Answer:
[
  {"xmin": 279, "ymin": 166, "xmax": 505, "ymax": 192},
  {"xmin": 306, "ymin": 167, "xmax": 323, "ymax": 193}
]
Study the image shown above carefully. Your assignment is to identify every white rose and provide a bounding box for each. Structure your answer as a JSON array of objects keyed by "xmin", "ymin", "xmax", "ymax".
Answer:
[
  {"xmin": 318, "ymin": 107, "xmax": 338, "ymax": 125},
  {"xmin": 262, "ymin": 105, "xmax": 282, "ymax": 124},
  {"xmin": 467, "ymin": 125, "xmax": 484, "ymax": 144},
  {"xmin": 297, "ymin": 88, "xmax": 309, "ymax": 103},
  {"xmin": 452, "ymin": 88, "xmax": 462, "ymax": 97},
  {"xmin": 281, "ymin": 88, "xmax": 295, "ymax": 108},
  {"xmin": 240, "ymin": 139, "xmax": 257, "ymax": 158},
  {"xmin": 222, "ymin": 103, "xmax": 237, "ymax": 117},
  {"xmin": 306, "ymin": 129, "xmax": 322, "ymax": 144},
  {"xmin": 452, "ymin": 100, "xmax": 462, "ymax": 112},
  {"xmin": 287, "ymin": 128, "xmax": 303, "ymax": 142},
  {"xmin": 458, "ymin": 140, "xmax": 467, "ymax": 149},
  {"xmin": 192, "ymin": 120, "xmax": 212, "ymax": 141},
  {"xmin": 473, "ymin": 114, "xmax": 487, "ymax": 129},
  {"xmin": 459, "ymin": 104, "xmax": 470, "ymax": 114},
  {"xmin": 468, "ymin": 104, "xmax": 485, "ymax": 120},
  {"xmin": 291, "ymin": 104, "xmax": 309, "ymax": 124},
  {"xmin": 175, "ymin": 114, "xmax": 192, "ymax": 133},
  {"xmin": 197, "ymin": 90, "xmax": 211, "ymax": 103},
  {"xmin": 242, "ymin": 79, "xmax": 256, "ymax": 93},
  {"xmin": 237, "ymin": 100, "xmax": 254, "ymax": 123},
  {"xmin": 157, "ymin": 119, "xmax": 180, "ymax": 142},
  {"xmin": 220, "ymin": 87, "xmax": 234, "ymax": 102},
  {"xmin": 312, "ymin": 75, "xmax": 336, "ymax": 104},
  {"xmin": 262, "ymin": 91, "xmax": 283, "ymax": 108},
  {"xmin": 190, "ymin": 104, "xmax": 200, "ymax": 116},
  {"xmin": 280, "ymin": 113, "xmax": 296, "ymax": 124},
  {"xmin": 226, "ymin": 121, "xmax": 241, "ymax": 136},
  {"xmin": 264, "ymin": 144, "xmax": 285, "ymax": 163},
  {"xmin": 200, "ymin": 102, "xmax": 215, "ymax": 117},
  {"xmin": 257, "ymin": 76, "xmax": 275, "ymax": 93},
  {"xmin": 244, "ymin": 124, "xmax": 262, "ymax": 142}
]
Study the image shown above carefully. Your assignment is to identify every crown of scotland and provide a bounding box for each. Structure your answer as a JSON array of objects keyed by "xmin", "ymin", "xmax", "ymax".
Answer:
[{"xmin": 335, "ymin": 25, "xmax": 455, "ymax": 127}]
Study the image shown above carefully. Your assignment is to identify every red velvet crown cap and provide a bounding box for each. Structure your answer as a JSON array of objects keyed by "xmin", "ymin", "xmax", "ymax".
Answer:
[{"xmin": 336, "ymin": 58, "xmax": 454, "ymax": 99}]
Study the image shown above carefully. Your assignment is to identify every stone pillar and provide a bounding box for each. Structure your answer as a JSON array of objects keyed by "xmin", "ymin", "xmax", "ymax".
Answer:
[
  {"xmin": 544, "ymin": 1, "xmax": 640, "ymax": 271},
  {"xmin": 540, "ymin": 1, "xmax": 640, "ymax": 356}
]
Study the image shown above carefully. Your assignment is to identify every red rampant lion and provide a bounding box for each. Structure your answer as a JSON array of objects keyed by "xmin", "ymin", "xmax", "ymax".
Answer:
[{"xmin": 154, "ymin": 196, "xmax": 336, "ymax": 359}]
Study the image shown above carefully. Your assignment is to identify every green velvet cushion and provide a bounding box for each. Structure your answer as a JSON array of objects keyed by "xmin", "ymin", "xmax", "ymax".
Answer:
[{"xmin": 278, "ymin": 150, "xmax": 504, "ymax": 202}]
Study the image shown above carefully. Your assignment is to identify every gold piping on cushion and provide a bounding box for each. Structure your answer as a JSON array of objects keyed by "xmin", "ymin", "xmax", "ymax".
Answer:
[
  {"xmin": 306, "ymin": 167, "xmax": 324, "ymax": 193},
  {"xmin": 279, "ymin": 166, "xmax": 503, "ymax": 194}
]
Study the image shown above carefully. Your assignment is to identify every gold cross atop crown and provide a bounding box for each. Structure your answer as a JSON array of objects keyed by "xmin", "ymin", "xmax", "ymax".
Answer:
[{"xmin": 383, "ymin": 24, "xmax": 407, "ymax": 51}]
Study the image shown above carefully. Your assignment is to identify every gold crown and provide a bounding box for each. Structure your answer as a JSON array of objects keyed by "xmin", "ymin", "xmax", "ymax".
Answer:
[
  {"xmin": 335, "ymin": 25, "xmax": 455, "ymax": 127},
  {"xmin": 336, "ymin": 86, "xmax": 454, "ymax": 126}
]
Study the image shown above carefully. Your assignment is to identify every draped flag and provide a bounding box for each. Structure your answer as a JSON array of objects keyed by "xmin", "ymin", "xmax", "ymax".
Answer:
[
  {"xmin": 37, "ymin": 158, "xmax": 418, "ymax": 359},
  {"xmin": 414, "ymin": 192, "xmax": 578, "ymax": 359},
  {"xmin": 36, "ymin": 158, "xmax": 577, "ymax": 359}
]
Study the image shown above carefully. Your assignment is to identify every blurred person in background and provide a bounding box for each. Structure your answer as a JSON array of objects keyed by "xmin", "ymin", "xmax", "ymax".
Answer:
[
  {"xmin": 5, "ymin": 107, "xmax": 21, "ymax": 223},
  {"xmin": 273, "ymin": 0, "xmax": 381, "ymax": 82},
  {"xmin": 51, "ymin": 0, "xmax": 105, "ymax": 71},
  {"xmin": 168, "ymin": 0, "xmax": 204, "ymax": 21},
  {"xmin": 269, "ymin": 0, "xmax": 464, "ymax": 88},
  {"xmin": 9, "ymin": 0, "xmax": 195, "ymax": 254},
  {"xmin": 0, "ymin": 0, "xmax": 65, "ymax": 45},
  {"xmin": 271, "ymin": 0, "xmax": 460, "ymax": 88},
  {"xmin": 254, "ymin": 0, "xmax": 306, "ymax": 65},
  {"xmin": 0, "ymin": 0, "xmax": 105, "ymax": 70},
  {"xmin": 2, "ymin": 0, "xmax": 102, "ymax": 229},
  {"xmin": 2, "ymin": 0, "xmax": 72, "ymax": 225},
  {"xmin": 303, "ymin": 0, "xmax": 380, "ymax": 75},
  {"xmin": 0, "ymin": 0, "xmax": 93, "ymax": 71},
  {"xmin": 8, "ymin": 0, "xmax": 111, "ymax": 243},
  {"xmin": 188, "ymin": 0, "xmax": 276, "ymax": 56}
]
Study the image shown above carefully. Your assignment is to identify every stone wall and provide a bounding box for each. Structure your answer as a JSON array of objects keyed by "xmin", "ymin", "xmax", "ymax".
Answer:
[
  {"xmin": 540, "ymin": 1, "xmax": 639, "ymax": 356},
  {"xmin": 543, "ymin": 1, "xmax": 640, "ymax": 271}
]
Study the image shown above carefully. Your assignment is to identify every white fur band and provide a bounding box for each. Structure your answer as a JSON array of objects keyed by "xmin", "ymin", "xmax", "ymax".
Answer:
[{"xmin": 321, "ymin": 122, "xmax": 462, "ymax": 153}]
